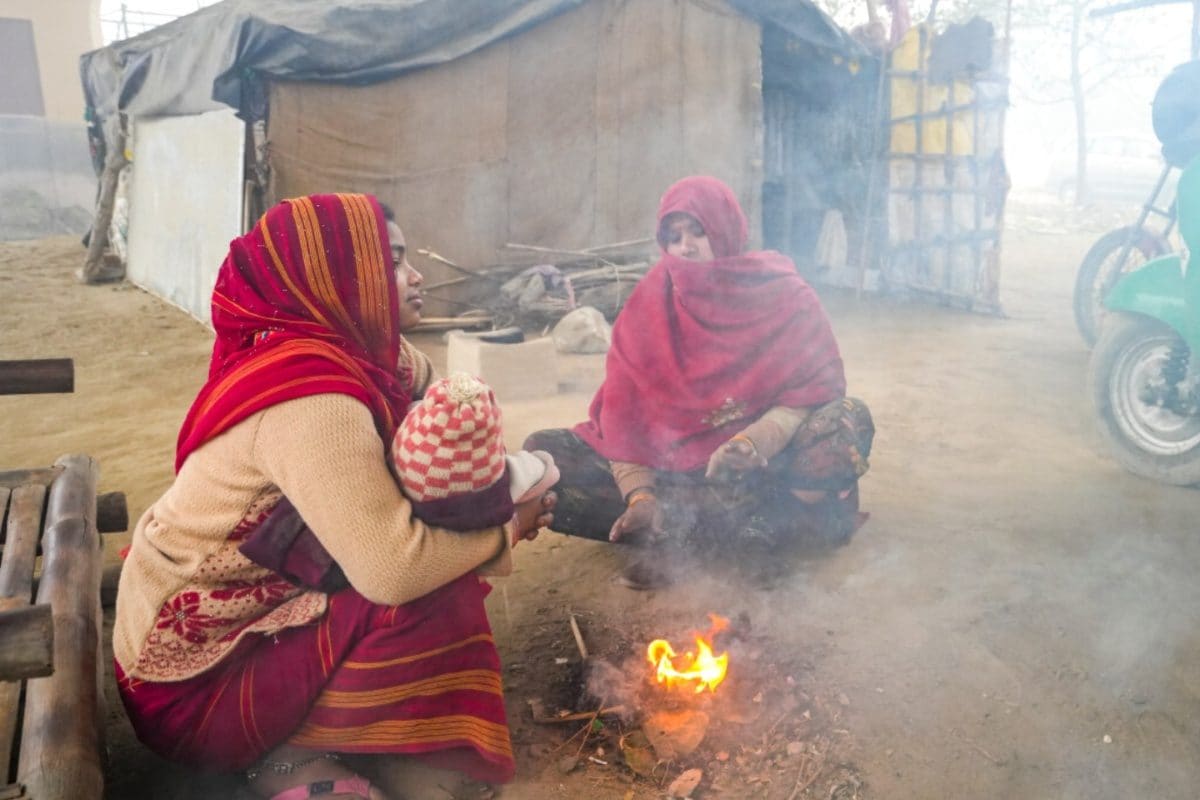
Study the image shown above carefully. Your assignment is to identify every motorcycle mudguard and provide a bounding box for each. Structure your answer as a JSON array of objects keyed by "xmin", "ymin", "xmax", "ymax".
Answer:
[{"xmin": 1104, "ymin": 254, "xmax": 1188, "ymax": 335}]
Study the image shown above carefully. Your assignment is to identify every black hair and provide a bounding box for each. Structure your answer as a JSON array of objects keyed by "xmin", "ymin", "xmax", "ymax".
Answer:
[{"xmin": 377, "ymin": 201, "xmax": 396, "ymax": 223}]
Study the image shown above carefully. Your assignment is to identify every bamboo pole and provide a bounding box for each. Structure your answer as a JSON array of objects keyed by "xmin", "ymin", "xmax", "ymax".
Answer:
[
  {"xmin": 0, "ymin": 483, "xmax": 45, "ymax": 782},
  {"xmin": 0, "ymin": 604, "xmax": 53, "ymax": 681},
  {"xmin": 17, "ymin": 455, "xmax": 105, "ymax": 800},
  {"xmin": 0, "ymin": 360, "xmax": 73, "ymax": 396}
]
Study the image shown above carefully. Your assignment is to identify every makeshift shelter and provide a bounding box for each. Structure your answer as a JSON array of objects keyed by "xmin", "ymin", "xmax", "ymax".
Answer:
[{"xmin": 79, "ymin": 0, "xmax": 1007, "ymax": 323}]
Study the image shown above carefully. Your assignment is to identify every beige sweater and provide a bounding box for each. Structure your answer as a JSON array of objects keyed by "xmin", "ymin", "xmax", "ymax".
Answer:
[{"xmin": 114, "ymin": 392, "xmax": 512, "ymax": 682}]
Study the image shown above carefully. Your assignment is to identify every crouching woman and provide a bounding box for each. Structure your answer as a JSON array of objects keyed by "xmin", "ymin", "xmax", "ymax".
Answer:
[{"xmin": 113, "ymin": 194, "xmax": 554, "ymax": 799}]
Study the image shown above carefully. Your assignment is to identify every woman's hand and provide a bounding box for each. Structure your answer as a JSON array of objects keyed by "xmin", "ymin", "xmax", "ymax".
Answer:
[
  {"xmin": 512, "ymin": 491, "xmax": 556, "ymax": 546},
  {"xmin": 608, "ymin": 491, "xmax": 661, "ymax": 543},
  {"xmin": 705, "ymin": 434, "xmax": 768, "ymax": 481}
]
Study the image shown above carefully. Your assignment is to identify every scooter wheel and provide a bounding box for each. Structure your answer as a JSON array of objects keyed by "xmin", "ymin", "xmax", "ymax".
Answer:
[
  {"xmin": 1089, "ymin": 312, "xmax": 1200, "ymax": 485},
  {"xmin": 1073, "ymin": 226, "xmax": 1168, "ymax": 348}
]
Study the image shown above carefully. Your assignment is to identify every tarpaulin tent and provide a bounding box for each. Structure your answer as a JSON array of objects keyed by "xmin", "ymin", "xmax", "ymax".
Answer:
[{"xmin": 84, "ymin": 0, "xmax": 985, "ymax": 323}]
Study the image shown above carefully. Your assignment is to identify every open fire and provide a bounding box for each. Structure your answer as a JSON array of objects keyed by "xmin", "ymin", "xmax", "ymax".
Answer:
[{"xmin": 646, "ymin": 614, "xmax": 730, "ymax": 694}]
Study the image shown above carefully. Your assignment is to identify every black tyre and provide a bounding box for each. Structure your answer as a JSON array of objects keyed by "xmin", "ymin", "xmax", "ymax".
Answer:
[
  {"xmin": 1088, "ymin": 313, "xmax": 1200, "ymax": 485},
  {"xmin": 1073, "ymin": 226, "xmax": 1169, "ymax": 347}
]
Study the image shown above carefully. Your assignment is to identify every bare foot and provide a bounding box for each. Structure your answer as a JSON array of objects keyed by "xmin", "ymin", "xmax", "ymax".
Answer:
[
  {"xmin": 248, "ymin": 746, "xmax": 389, "ymax": 800},
  {"xmin": 373, "ymin": 754, "xmax": 473, "ymax": 799}
]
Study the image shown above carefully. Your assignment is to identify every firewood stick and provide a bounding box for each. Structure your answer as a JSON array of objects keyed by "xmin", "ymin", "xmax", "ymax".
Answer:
[
  {"xmin": 503, "ymin": 242, "xmax": 620, "ymax": 268},
  {"xmin": 568, "ymin": 612, "xmax": 589, "ymax": 661},
  {"xmin": 532, "ymin": 706, "xmax": 626, "ymax": 724},
  {"xmin": 411, "ymin": 316, "xmax": 494, "ymax": 333},
  {"xmin": 504, "ymin": 237, "xmax": 655, "ymax": 257},
  {"xmin": 416, "ymin": 249, "xmax": 503, "ymax": 284},
  {"xmin": 0, "ymin": 359, "xmax": 74, "ymax": 396},
  {"xmin": 422, "ymin": 276, "xmax": 473, "ymax": 292},
  {"xmin": 18, "ymin": 455, "xmax": 105, "ymax": 800},
  {"xmin": 583, "ymin": 237, "xmax": 655, "ymax": 252}
]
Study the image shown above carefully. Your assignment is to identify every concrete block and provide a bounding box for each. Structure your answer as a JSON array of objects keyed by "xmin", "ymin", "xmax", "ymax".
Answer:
[{"xmin": 446, "ymin": 333, "xmax": 558, "ymax": 403}]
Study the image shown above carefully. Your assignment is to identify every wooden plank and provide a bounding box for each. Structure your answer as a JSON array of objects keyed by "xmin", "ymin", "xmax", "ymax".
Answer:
[
  {"xmin": 18, "ymin": 455, "xmax": 105, "ymax": 800},
  {"xmin": 0, "ymin": 604, "xmax": 53, "ymax": 681},
  {"xmin": 0, "ymin": 484, "xmax": 45, "ymax": 601},
  {"xmin": 0, "ymin": 360, "xmax": 74, "ymax": 396},
  {"xmin": 0, "ymin": 469, "xmax": 62, "ymax": 491},
  {"xmin": 0, "ymin": 483, "xmax": 45, "ymax": 786}
]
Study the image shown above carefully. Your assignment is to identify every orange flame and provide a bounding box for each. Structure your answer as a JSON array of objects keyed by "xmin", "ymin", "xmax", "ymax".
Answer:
[{"xmin": 646, "ymin": 614, "xmax": 730, "ymax": 694}]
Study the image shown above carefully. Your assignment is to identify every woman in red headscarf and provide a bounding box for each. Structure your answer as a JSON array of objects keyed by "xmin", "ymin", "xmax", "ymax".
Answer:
[
  {"xmin": 114, "ymin": 194, "xmax": 555, "ymax": 800},
  {"xmin": 525, "ymin": 176, "xmax": 872, "ymax": 588}
]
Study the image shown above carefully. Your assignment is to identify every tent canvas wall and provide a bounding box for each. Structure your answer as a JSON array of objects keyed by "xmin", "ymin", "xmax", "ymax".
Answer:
[{"xmin": 266, "ymin": 0, "xmax": 763, "ymax": 285}]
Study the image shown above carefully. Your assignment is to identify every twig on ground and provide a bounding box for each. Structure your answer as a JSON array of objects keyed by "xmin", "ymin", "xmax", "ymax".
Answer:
[
  {"xmin": 569, "ymin": 612, "xmax": 589, "ymax": 661},
  {"xmin": 532, "ymin": 706, "xmax": 627, "ymax": 724},
  {"xmin": 951, "ymin": 728, "xmax": 1006, "ymax": 766},
  {"xmin": 786, "ymin": 741, "xmax": 829, "ymax": 800}
]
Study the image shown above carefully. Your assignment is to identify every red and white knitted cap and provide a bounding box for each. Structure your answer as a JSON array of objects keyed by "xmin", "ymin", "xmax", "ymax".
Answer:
[{"xmin": 392, "ymin": 373, "xmax": 507, "ymax": 502}]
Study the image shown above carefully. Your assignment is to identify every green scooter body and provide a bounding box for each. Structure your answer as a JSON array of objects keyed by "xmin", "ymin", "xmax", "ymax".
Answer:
[{"xmin": 1104, "ymin": 157, "xmax": 1200, "ymax": 350}]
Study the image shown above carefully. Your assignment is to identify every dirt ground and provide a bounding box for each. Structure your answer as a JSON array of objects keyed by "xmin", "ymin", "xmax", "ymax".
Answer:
[{"xmin": 2, "ymin": 194, "xmax": 1199, "ymax": 799}]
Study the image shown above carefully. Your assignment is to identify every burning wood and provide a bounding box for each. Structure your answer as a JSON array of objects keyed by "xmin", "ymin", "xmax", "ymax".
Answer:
[{"xmin": 646, "ymin": 613, "xmax": 730, "ymax": 694}]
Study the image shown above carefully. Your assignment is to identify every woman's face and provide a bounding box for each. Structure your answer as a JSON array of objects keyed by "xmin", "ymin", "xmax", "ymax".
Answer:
[
  {"xmin": 662, "ymin": 213, "xmax": 714, "ymax": 262},
  {"xmin": 387, "ymin": 220, "xmax": 424, "ymax": 331}
]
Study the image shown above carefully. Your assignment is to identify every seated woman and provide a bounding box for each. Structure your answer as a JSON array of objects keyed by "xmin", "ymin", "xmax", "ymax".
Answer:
[
  {"xmin": 525, "ymin": 176, "xmax": 872, "ymax": 587},
  {"xmin": 114, "ymin": 194, "xmax": 555, "ymax": 800}
]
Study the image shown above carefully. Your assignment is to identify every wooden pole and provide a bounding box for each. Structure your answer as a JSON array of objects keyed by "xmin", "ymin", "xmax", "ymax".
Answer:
[
  {"xmin": 0, "ymin": 479, "xmax": 123, "ymax": 539},
  {"xmin": 96, "ymin": 492, "xmax": 128, "ymax": 533},
  {"xmin": 0, "ymin": 360, "xmax": 73, "ymax": 396},
  {"xmin": 0, "ymin": 469, "xmax": 61, "ymax": 491},
  {"xmin": 80, "ymin": 119, "xmax": 127, "ymax": 284},
  {"xmin": 0, "ymin": 483, "xmax": 46, "ymax": 781},
  {"xmin": 0, "ymin": 604, "xmax": 53, "ymax": 682},
  {"xmin": 100, "ymin": 562, "xmax": 122, "ymax": 609},
  {"xmin": 17, "ymin": 455, "xmax": 105, "ymax": 800}
]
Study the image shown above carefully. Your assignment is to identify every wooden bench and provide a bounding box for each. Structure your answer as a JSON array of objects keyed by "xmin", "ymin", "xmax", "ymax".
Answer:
[{"xmin": 1, "ymin": 359, "xmax": 128, "ymax": 800}]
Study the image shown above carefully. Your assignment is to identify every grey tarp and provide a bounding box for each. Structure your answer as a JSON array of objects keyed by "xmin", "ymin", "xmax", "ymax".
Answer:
[
  {"xmin": 727, "ymin": 0, "xmax": 865, "ymax": 57},
  {"xmin": 79, "ymin": 0, "xmax": 860, "ymax": 124},
  {"xmin": 79, "ymin": 0, "xmax": 586, "ymax": 121}
]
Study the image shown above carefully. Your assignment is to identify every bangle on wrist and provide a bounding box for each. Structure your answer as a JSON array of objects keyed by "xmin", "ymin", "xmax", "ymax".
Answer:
[
  {"xmin": 627, "ymin": 490, "xmax": 655, "ymax": 508},
  {"xmin": 730, "ymin": 434, "xmax": 759, "ymax": 455}
]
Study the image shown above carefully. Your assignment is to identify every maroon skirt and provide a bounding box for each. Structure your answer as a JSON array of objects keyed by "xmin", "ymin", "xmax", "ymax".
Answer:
[{"xmin": 116, "ymin": 573, "xmax": 514, "ymax": 783}]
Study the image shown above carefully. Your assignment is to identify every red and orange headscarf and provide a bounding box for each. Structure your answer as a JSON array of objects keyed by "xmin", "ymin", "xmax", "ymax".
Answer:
[
  {"xmin": 175, "ymin": 193, "xmax": 410, "ymax": 472},
  {"xmin": 575, "ymin": 176, "xmax": 846, "ymax": 471}
]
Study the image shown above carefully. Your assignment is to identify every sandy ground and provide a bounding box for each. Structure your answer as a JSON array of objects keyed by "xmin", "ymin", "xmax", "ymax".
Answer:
[{"xmin": 2, "ymin": 196, "xmax": 1199, "ymax": 799}]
